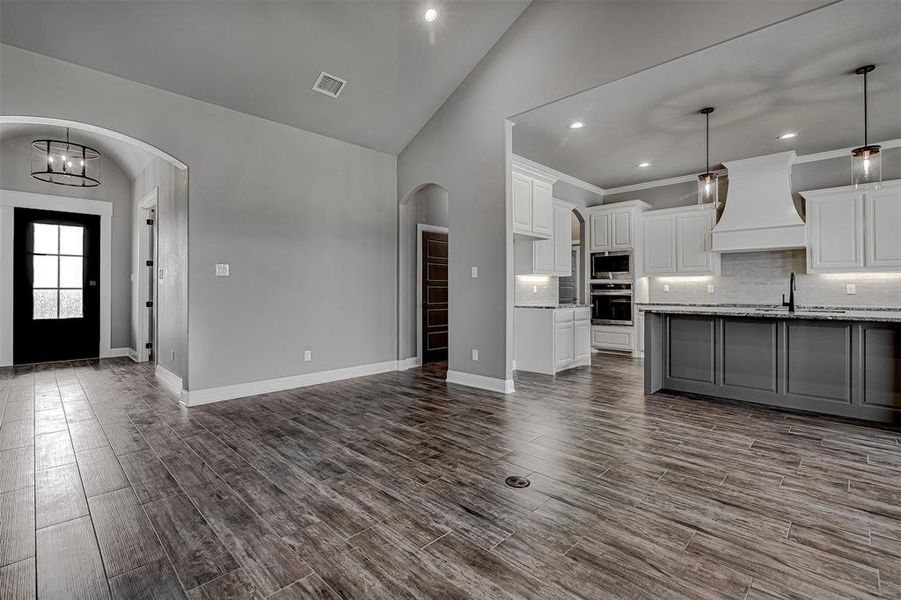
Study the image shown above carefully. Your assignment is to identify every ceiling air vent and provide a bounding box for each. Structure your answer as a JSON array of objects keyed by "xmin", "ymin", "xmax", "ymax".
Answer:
[{"xmin": 312, "ymin": 71, "xmax": 346, "ymax": 98}]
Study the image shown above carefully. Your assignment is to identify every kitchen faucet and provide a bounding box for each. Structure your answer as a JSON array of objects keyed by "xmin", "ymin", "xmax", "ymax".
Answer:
[{"xmin": 782, "ymin": 272, "xmax": 797, "ymax": 312}]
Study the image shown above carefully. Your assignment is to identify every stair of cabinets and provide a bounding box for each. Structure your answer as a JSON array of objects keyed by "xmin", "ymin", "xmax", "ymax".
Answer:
[
  {"xmin": 512, "ymin": 169, "xmax": 554, "ymax": 239},
  {"xmin": 803, "ymin": 180, "xmax": 901, "ymax": 273},
  {"xmin": 515, "ymin": 199, "xmax": 575, "ymax": 276},
  {"xmin": 587, "ymin": 200, "xmax": 650, "ymax": 253}
]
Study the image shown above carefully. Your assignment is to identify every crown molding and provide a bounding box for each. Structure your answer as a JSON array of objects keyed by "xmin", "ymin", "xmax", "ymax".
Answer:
[{"xmin": 512, "ymin": 154, "xmax": 605, "ymax": 197}]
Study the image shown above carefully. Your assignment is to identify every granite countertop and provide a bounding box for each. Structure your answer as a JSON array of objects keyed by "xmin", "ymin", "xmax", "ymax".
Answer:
[
  {"xmin": 515, "ymin": 304, "xmax": 590, "ymax": 309},
  {"xmin": 636, "ymin": 302, "xmax": 901, "ymax": 323}
]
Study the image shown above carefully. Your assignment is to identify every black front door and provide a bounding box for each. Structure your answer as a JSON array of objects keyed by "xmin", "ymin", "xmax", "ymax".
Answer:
[{"xmin": 13, "ymin": 208, "xmax": 101, "ymax": 364}]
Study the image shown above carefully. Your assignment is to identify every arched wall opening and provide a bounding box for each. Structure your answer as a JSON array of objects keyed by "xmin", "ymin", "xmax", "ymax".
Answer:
[
  {"xmin": 398, "ymin": 183, "xmax": 449, "ymax": 368},
  {"xmin": 0, "ymin": 116, "xmax": 189, "ymax": 389}
]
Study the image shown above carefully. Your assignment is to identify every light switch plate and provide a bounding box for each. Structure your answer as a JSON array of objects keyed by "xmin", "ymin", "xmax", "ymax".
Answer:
[
  {"xmin": 471, "ymin": 266, "xmax": 478, "ymax": 278},
  {"xmin": 471, "ymin": 348, "xmax": 479, "ymax": 361},
  {"xmin": 707, "ymin": 284, "xmax": 715, "ymax": 294},
  {"xmin": 663, "ymin": 284, "xmax": 670, "ymax": 293},
  {"xmin": 158, "ymin": 268, "xmax": 165, "ymax": 281},
  {"xmin": 215, "ymin": 263, "xmax": 229, "ymax": 277},
  {"xmin": 304, "ymin": 350, "xmax": 312, "ymax": 362},
  {"xmin": 846, "ymin": 283, "xmax": 856, "ymax": 295}
]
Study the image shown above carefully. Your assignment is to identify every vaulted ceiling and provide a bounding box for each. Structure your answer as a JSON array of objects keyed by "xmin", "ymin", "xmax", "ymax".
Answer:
[
  {"xmin": 0, "ymin": 0, "xmax": 529, "ymax": 155},
  {"xmin": 511, "ymin": 1, "xmax": 901, "ymax": 189}
]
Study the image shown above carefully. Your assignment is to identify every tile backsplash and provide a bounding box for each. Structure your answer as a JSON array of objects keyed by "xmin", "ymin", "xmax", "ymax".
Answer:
[
  {"xmin": 646, "ymin": 250, "xmax": 901, "ymax": 308},
  {"xmin": 515, "ymin": 275, "xmax": 559, "ymax": 306}
]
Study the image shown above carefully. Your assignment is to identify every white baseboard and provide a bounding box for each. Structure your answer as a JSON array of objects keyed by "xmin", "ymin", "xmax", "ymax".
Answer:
[
  {"xmin": 446, "ymin": 369, "xmax": 515, "ymax": 394},
  {"xmin": 127, "ymin": 348, "xmax": 140, "ymax": 362},
  {"xmin": 181, "ymin": 360, "xmax": 399, "ymax": 407},
  {"xmin": 512, "ymin": 360, "xmax": 517, "ymax": 371},
  {"xmin": 107, "ymin": 347, "xmax": 131, "ymax": 358},
  {"xmin": 155, "ymin": 364, "xmax": 183, "ymax": 395},
  {"xmin": 396, "ymin": 356, "xmax": 422, "ymax": 371}
]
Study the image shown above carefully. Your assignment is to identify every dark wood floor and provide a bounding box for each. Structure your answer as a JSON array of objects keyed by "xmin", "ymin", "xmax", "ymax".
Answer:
[{"xmin": 1, "ymin": 356, "xmax": 901, "ymax": 599}]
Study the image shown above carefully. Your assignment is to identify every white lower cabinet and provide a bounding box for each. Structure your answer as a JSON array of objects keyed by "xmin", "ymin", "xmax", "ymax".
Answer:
[
  {"xmin": 591, "ymin": 325, "xmax": 634, "ymax": 352},
  {"xmin": 515, "ymin": 307, "xmax": 591, "ymax": 375}
]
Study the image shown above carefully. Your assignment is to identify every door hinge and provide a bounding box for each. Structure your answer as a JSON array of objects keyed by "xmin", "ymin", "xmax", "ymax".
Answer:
[
  {"xmin": 145, "ymin": 342, "xmax": 153, "ymax": 349},
  {"xmin": 146, "ymin": 219, "xmax": 155, "ymax": 225},
  {"xmin": 146, "ymin": 260, "xmax": 154, "ymax": 267},
  {"xmin": 145, "ymin": 301, "xmax": 153, "ymax": 308}
]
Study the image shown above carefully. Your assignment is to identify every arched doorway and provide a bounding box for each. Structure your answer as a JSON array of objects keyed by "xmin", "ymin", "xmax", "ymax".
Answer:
[{"xmin": 398, "ymin": 183, "xmax": 449, "ymax": 368}]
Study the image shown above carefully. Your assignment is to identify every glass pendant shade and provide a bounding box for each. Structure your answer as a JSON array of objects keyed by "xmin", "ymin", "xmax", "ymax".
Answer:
[
  {"xmin": 698, "ymin": 172, "xmax": 718, "ymax": 206},
  {"xmin": 852, "ymin": 145, "xmax": 882, "ymax": 190},
  {"xmin": 31, "ymin": 133, "xmax": 101, "ymax": 188}
]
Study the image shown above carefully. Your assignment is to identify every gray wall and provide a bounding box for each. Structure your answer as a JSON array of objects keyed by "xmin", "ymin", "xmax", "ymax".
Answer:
[
  {"xmin": 397, "ymin": 0, "xmax": 827, "ymax": 381},
  {"xmin": 399, "ymin": 184, "xmax": 448, "ymax": 360},
  {"xmin": 1, "ymin": 43, "xmax": 397, "ymax": 392},
  {"xmin": 133, "ymin": 158, "xmax": 188, "ymax": 382},
  {"xmin": 0, "ymin": 134, "xmax": 133, "ymax": 349}
]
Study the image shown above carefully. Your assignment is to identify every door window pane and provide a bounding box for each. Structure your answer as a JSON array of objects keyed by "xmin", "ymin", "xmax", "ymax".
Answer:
[
  {"xmin": 59, "ymin": 290, "xmax": 83, "ymax": 319},
  {"xmin": 59, "ymin": 225, "xmax": 84, "ymax": 255},
  {"xmin": 33, "ymin": 255, "xmax": 58, "ymax": 287},
  {"xmin": 59, "ymin": 256, "xmax": 83, "ymax": 288},
  {"xmin": 33, "ymin": 223, "xmax": 59, "ymax": 254},
  {"xmin": 33, "ymin": 289, "xmax": 58, "ymax": 319}
]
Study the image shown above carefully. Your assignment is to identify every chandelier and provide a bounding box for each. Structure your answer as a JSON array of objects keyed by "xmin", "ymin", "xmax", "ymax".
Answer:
[{"xmin": 31, "ymin": 128, "xmax": 101, "ymax": 187}]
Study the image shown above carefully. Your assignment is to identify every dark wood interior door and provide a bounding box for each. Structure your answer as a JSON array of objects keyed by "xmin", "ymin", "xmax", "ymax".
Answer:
[
  {"xmin": 13, "ymin": 208, "xmax": 101, "ymax": 364},
  {"xmin": 422, "ymin": 231, "xmax": 448, "ymax": 363}
]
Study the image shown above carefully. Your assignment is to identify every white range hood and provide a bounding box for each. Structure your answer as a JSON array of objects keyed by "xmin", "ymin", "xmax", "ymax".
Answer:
[{"xmin": 712, "ymin": 151, "xmax": 807, "ymax": 253}]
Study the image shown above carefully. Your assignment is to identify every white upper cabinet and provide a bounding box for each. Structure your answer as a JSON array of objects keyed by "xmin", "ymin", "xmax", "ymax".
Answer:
[
  {"xmin": 587, "ymin": 201, "xmax": 650, "ymax": 252},
  {"xmin": 642, "ymin": 205, "xmax": 719, "ymax": 276},
  {"xmin": 554, "ymin": 202, "xmax": 573, "ymax": 276},
  {"xmin": 512, "ymin": 167, "xmax": 554, "ymax": 239},
  {"xmin": 512, "ymin": 172, "xmax": 533, "ymax": 234},
  {"xmin": 643, "ymin": 215, "xmax": 676, "ymax": 275},
  {"xmin": 590, "ymin": 212, "xmax": 611, "ymax": 251},
  {"xmin": 611, "ymin": 211, "xmax": 632, "ymax": 249},
  {"xmin": 802, "ymin": 182, "xmax": 901, "ymax": 273},
  {"xmin": 865, "ymin": 184, "xmax": 901, "ymax": 269}
]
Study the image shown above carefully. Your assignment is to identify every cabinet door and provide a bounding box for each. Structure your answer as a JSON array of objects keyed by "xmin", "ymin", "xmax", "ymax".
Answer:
[
  {"xmin": 611, "ymin": 210, "xmax": 632, "ymax": 249},
  {"xmin": 555, "ymin": 322, "xmax": 575, "ymax": 369},
  {"xmin": 532, "ymin": 180, "xmax": 554, "ymax": 237},
  {"xmin": 575, "ymin": 320, "xmax": 591, "ymax": 361},
  {"xmin": 533, "ymin": 238, "xmax": 555, "ymax": 274},
  {"xmin": 590, "ymin": 213, "xmax": 610, "ymax": 251},
  {"xmin": 676, "ymin": 211, "xmax": 712, "ymax": 273},
  {"xmin": 554, "ymin": 203, "xmax": 572, "ymax": 275},
  {"xmin": 865, "ymin": 187, "xmax": 901, "ymax": 269},
  {"xmin": 809, "ymin": 194, "xmax": 864, "ymax": 272},
  {"xmin": 643, "ymin": 217, "xmax": 676, "ymax": 274},
  {"xmin": 512, "ymin": 172, "xmax": 533, "ymax": 234}
]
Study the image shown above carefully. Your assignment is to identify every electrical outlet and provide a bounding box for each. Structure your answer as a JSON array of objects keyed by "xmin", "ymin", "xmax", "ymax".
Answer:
[
  {"xmin": 304, "ymin": 350, "xmax": 312, "ymax": 362},
  {"xmin": 471, "ymin": 266, "xmax": 478, "ymax": 278},
  {"xmin": 663, "ymin": 284, "xmax": 670, "ymax": 293},
  {"xmin": 471, "ymin": 348, "xmax": 479, "ymax": 361},
  {"xmin": 532, "ymin": 285, "xmax": 538, "ymax": 294},
  {"xmin": 158, "ymin": 268, "xmax": 165, "ymax": 281},
  {"xmin": 170, "ymin": 350, "xmax": 175, "ymax": 363},
  {"xmin": 215, "ymin": 263, "xmax": 230, "ymax": 277},
  {"xmin": 707, "ymin": 284, "xmax": 715, "ymax": 294},
  {"xmin": 846, "ymin": 283, "xmax": 856, "ymax": 295}
]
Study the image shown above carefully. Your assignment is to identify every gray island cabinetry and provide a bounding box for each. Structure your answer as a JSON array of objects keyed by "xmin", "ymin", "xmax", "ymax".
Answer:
[{"xmin": 642, "ymin": 306, "xmax": 901, "ymax": 423}]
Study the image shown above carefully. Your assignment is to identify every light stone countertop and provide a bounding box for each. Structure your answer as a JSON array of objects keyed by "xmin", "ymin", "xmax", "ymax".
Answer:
[
  {"xmin": 636, "ymin": 302, "xmax": 901, "ymax": 323},
  {"xmin": 515, "ymin": 304, "xmax": 590, "ymax": 309}
]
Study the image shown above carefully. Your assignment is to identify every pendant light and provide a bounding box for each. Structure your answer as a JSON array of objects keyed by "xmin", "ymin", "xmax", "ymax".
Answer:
[
  {"xmin": 697, "ymin": 107, "xmax": 717, "ymax": 206},
  {"xmin": 31, "ymin": 128, "xmax": 101, "ymax": 187},
  {"xmin": 851, "ymin": 65, "xmax": 881, "ymax": 190}
]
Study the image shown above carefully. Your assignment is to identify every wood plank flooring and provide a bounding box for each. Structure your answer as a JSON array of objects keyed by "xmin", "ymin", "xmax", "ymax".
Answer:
[{"xmin": 1, "ymin": 356, "xmax": 900, "ymax": 599}]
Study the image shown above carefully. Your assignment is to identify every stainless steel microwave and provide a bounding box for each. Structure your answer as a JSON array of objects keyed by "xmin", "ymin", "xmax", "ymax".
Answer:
[{"xmin": 591, "ymin": 251, "xmax": 631, "ymax": 280}]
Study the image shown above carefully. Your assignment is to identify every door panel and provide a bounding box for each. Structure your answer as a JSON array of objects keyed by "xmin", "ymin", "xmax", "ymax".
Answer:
[
  {"xmin": 422, "ymin": 231, "xmax": 448, "ymax": 363},
  {"xmin": 14, "ymin": 208, "xmax": 100, "ymax": 364}
]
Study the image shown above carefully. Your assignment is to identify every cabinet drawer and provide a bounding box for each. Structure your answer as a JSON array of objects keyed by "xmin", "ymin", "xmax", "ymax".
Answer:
[
  {"xmin": 592, "ymin": 326, "xmax": 633, "ymax": 350},
  {"xmin": 554, "ymin": 308, "xmax": 574, "ymax": 322}
]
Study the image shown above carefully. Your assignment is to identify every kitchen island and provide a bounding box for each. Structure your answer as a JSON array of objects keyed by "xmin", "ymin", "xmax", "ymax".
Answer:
[{"xmin": 640, "ymin": 303, "xmax": 901, "ymax": 423}]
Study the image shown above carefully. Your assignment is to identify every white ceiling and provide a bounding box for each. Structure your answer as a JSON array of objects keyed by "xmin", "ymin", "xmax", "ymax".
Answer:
[
  {"xmin": 511, "ymin": 1, "xmax": 901, "ymax": 189},
  {"xmin": 0, "ymin": 124, "xmax": 156, "ymax": 179},
  {"xmin": 0, "ymin": 0, "xmax": 529, "ymax": 155}
]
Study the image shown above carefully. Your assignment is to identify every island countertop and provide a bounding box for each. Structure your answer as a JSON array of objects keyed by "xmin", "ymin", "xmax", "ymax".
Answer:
[{"xmin": 637, "ymin": 302, "xmax": 901, "ymax": 323}]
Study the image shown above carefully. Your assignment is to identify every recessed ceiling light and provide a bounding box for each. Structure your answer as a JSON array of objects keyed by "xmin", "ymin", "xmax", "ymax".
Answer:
[
  {"xmin": 424, "ymin": 8, "xmax": 439, "ymax": 22},
  {"xmin": 778, "ymin": 132, "xmax": 798, "ymax": 140},
  {"xmin": 568, "ymin": 121, "xmax": 584, "ymax": 130},
  {"xmin": 637, "ymin": 162, "xmax": 651, "ymax": 168}
]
